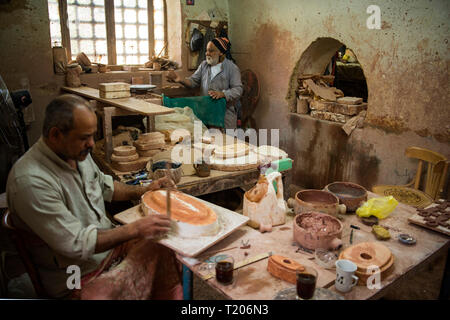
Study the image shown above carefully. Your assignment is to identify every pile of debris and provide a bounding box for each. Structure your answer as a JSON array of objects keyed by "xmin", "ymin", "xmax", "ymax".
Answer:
[
  {"xmin": 144, "ymin": 56, "xmax": 179, "ymax": 71},
  {"xmin": 294, "ymin": 74, "xmax": 367, "ymax": 130}
]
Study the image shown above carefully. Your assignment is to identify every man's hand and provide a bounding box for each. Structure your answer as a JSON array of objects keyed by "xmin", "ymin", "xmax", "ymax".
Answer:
[
  {"xmin": 134, "ymin": 214, "xmax": 172, "ymax": 239},
  {"xmin": 167, "ymin": 71, "xmax": 181, "ymax": 83},
  {"xmin": 208, "ymin": 90, "xmax": 225, "ymax": 100},
  {"xmin": 147, "ymin": 176, "xmax": 177, "ymax": 191}
]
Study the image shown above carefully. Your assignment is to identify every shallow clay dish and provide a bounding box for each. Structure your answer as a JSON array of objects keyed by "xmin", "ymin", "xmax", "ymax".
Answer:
[
  {"xmin": 295, "ymin": 189, "xmax": 346, "ymax": 216},
  {"xmin": 324, "ymin": 182, "xmax": 368, "ymax": 212}
]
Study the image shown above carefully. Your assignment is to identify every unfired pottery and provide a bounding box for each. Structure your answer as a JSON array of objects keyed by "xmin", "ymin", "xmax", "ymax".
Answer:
[
  {"xmin": 339, "ymin": 242, "xmax": 394, "ymax": 285},
  {"xmin": 294, "ymin": 189, "xmax": 346, "ymax": 216},
  {"xmin": 324, "ymin": 182, "xmax": 368, "ymax": 212},
  {"xmin": 293, "ymin": 211, "xmax": 343, "ymax": 250},
  {"xmin": 194, "ymin": 161, "xmax": 211, "ymax": 177}
]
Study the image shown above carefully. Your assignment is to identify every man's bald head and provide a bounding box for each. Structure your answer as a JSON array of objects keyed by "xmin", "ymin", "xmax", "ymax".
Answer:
[{"xmin": 43, "ymin": 94, "xmax": 95, "ymax": 138}]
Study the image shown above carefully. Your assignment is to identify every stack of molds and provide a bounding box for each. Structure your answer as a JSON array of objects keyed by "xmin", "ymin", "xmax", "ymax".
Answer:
[
  {"xmin": 99, "ymin": 82, "xmax": 131, "ymax": 99},
  {"xmin": 111, "ymin": 145, "xmax": 146, "ymax": 172},
  {"xmin": 134, "ymin": 132, "xmax": 166, "ymax": 157},
  {"xmin": 209, "ymin": 143, "xmax": 260, "ymax": 171}
]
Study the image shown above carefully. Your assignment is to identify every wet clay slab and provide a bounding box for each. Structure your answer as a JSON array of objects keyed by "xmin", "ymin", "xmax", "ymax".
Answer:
[
  {"xmin": 141, "ymin": 190, "xmax": 217, "ymax": 226},
  {"xmin": 114, "ymin": 196, "xmax": 249, "ymax": 257}
]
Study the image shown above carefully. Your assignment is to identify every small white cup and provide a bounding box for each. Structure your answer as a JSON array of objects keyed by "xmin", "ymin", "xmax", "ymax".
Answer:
[{"xmin": 335, "ymin": 259, "xmax": 359, "ymax": 293}]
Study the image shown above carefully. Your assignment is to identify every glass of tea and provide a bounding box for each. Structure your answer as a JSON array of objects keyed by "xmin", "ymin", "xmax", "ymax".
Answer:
[
  {"xmin": 215, "ymin": 255, "xmax": 235, "ymax": 285},
  {"xmin": 296, "ymin": 266, "xmax": 318, "ymax": 300}
]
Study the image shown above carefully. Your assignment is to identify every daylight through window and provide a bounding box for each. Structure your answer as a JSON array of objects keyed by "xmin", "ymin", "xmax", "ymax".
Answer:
[{"xmin": 47, "ymin": 0, "xmax": 166, "ymax": 65}]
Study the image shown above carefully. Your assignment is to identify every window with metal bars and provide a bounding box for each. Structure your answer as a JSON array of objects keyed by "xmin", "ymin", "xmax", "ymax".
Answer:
[{"xmin": 47, "ymin": 0, "xmax": 166, "ymax": 65}]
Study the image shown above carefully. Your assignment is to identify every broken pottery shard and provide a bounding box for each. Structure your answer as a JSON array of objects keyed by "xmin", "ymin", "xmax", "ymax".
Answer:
[
  {"xmin": 303, "ymin": 79, "xmax": 341, "ymax": 102},
  {"xmin": 309, "ymin": 99, "xmax": 336, "ymax": 111},
  {"xmin": 337, "ymin": 96, "xmax": 363, "ymax": 105},
  {"xmin": 310, "ymin": 110, "xmax": 352, "ymax": 123},
  {"xmin": 296, "ymin": 95, "xmax": 310, "ymax": 114}
]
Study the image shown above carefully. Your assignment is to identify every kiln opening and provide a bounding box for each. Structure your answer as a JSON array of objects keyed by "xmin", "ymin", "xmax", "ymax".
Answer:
[{"xmin": 288, "ymin": 37, "xmax": 368, "ymax": 125}]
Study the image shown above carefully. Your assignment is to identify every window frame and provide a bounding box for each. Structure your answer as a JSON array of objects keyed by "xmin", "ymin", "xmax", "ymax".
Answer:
[{"xmin": 55, "ymin": 0, "xmax": 167, "ymax": 65}]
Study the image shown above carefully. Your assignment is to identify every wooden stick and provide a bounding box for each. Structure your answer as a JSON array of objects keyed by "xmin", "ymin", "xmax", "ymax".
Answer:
[
  {"xmin": 166, "ymin": 188, "xmax": 171, "ymax": 219},
  {"xmin": 157, "ymin": 42, "xmax": 167, "ymax": 58},
  {"xmin": 206, "ymin": 246, "xmax": 238, "ymax": 256},
  {"xmin": 165, "ymin": 161, "xmax": 172, "ymax": 219}
]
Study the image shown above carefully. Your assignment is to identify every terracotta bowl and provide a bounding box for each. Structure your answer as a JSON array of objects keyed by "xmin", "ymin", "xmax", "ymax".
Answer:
[
  {"xmin": 294, "ymin": 189, "xmax": 346, "ymax": 216},
  {"xmin": 293, "ymin": 211, "xmax": 343, "ymax": 250},
  {"xmin": 324, "ymin": 182, "xmax": 368, "ymax": 212}
]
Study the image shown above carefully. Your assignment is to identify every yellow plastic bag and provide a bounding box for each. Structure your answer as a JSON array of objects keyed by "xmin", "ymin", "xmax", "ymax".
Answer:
[{"xmin": 356, "ymin": 196, "xmax": 399, "ymax": 220}]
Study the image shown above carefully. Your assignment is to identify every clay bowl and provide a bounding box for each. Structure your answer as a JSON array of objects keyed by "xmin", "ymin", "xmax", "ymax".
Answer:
[
  {"xmin": 293, "ymin": 211, "xmax": 343, "ymax": 250},
  {"xmin": 295, "ymin": 189, "xmax": 346, "ymax": 216},
  {"xmin": 324, "ymin": 182, "xmax": 368, "ymax": 212}
]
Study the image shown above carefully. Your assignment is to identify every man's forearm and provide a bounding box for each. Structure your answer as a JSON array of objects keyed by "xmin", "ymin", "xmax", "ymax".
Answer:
[
  {"xmin": 95, "ymin": 224, "xmax": 138, "ymax": 253},
  {"xmin": 179, "ymin": 78, "xmax": 193, "ymax": 88},
  {"xmin": 112, "ymin": 181, "xmax": 158, "ymax": 201}
]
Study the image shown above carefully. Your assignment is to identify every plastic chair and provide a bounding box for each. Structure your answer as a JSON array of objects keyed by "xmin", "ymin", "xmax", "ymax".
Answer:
[
  {"xmin": 372, "ymin": 147, "xmax": 448, "ymax": 208},
  {"xmin": 1, "ymin": 209, "xmax": 48, "ymax": 298}
]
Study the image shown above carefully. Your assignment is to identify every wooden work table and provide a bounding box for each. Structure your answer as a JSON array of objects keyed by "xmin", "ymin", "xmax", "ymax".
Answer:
[
  {"xmin": 93, "ymin": 146, "xmax": 262, "ymax": 197},
  {"xmin": 177, "ymin": 192, "xmax": 449, "ymax": 300},
  {"xmin": 61, "ymin": 86, "xmax": 174, "ymax": 162}
]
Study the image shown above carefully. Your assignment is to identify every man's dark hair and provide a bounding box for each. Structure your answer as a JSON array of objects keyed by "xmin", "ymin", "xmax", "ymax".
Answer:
[{"xmin": 42, "ymin": 94, "xmax": 94, "ymax": 137}]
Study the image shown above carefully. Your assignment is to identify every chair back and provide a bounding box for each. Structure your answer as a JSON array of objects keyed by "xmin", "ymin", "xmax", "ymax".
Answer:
[
  {"xmin": 1, "ymin": 210, "xmax": 49, "ymax": 298},
  {"xmin": 405, "ymin": 147, "xmax": 449, "ymax": 200}
]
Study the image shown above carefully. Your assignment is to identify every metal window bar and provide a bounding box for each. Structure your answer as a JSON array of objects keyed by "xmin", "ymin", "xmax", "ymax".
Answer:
[
  {"xmin": 48, "ymin": 0, "xmax": 165, "ymax": 66},
  {"xmin": 67, "ymin": 0, "xmax": 107, "ymax": 63},
  {"xmin": 115, "ymin": 0, "xmax": 149, "ymax": 65}
]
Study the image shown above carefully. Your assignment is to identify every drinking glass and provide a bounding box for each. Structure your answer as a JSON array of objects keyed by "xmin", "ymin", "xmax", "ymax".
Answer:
[{"xmin": 296, "ymin": 266, "xmax": 318, "ymax": 300}]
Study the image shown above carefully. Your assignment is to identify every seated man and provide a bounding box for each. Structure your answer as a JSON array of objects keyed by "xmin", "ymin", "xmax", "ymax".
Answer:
[
  {"xmin": 167, "ymin": 37, "xmax": 243, "ymax": 129},
  {"xmin": 6, "ymin": 94, "xmax": 182, "ymax": 299}
]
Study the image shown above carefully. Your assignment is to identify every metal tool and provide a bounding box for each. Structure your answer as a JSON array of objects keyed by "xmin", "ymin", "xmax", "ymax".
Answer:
[
  {"xmin": 201, "ymin": 252, "xmax": 272, "ymax": 281},
  {"xmin": 240, "ymin": 239, "xmax": 250, "ymax": 249},
  {"xmin": 295, "ymin": 244, "xmax": 314, "ymax": 254},
  {"xmin": 124, "ymin": 171, "xmax": 148, "ymax": 185}
]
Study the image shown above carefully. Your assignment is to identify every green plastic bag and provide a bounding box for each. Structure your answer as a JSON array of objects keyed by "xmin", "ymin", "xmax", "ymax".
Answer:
[
  {"xmin": 162, "ymin": 95, "xmax": 226, "ymax": 128},
  {"xmin": 356, "ymin": 196, "xmax": 399, "ymax": 220}
]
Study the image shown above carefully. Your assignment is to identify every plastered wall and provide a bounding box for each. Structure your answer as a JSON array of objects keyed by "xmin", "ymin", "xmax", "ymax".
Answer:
[
  {"xmin": 0, "ymin": 0, "xmax": 448, "ymax": 195},
  {"xmin": 228, "ymin": 0, "xmax": 450, "ymax": 193}
]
